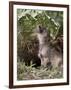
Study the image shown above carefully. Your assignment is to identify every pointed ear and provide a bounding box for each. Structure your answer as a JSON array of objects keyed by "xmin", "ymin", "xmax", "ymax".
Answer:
[
  {"xmin": 38, "ymin": 25, "xmax": 42, "ymax": 30},
  {"xmin": 38, "ymin": 25, "xmax": 47, "ymax": 30},
  {"xmin": 37, "ymin": 24, "xmax": 42, "ymax": 30}
]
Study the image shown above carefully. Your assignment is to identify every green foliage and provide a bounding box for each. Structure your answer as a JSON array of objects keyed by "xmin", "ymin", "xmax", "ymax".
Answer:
[{"xmin": 17, "ymin": 9, "xmax": 63, "ymax": 37}]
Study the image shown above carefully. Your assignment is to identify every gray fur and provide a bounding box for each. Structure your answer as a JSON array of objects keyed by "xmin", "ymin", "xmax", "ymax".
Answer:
[{"xmin": 36, "ymin": 25, "xmax": 63, "ymax": 67}]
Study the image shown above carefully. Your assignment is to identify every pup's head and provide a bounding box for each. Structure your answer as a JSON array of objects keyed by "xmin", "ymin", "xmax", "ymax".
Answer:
[
  {"xmin": 35, "ymin": 25, "xmax": 48, "ymax": 38},
  {"xmin": 31, "ymin": 25, "xmax": 48, "ymax": 40},
  {"xmin": 36, "ymin": 25, "xmax": 47, "ymax": 33}
]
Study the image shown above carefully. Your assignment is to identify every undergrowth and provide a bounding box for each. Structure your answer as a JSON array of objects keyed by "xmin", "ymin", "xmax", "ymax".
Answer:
[{"xmin": 17, "ymin": 61, "xmax": 63, "ymax": 80}]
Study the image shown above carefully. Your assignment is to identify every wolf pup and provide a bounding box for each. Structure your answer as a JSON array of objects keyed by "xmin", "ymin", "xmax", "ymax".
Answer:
[{"xmin": 35, "ymin": 25, "xmax": 63, "ymax": 68}]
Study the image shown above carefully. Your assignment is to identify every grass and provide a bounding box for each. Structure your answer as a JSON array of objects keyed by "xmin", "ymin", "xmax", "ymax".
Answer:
[{"xmin": 17, "ymin": 60, "xmax": 63, "ymax": 80}]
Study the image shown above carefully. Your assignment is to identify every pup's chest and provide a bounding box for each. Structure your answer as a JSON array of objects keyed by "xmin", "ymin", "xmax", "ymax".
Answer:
[{"xmin": 39, "ymin": 44, "xmax": 50, "ymax": 56}]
